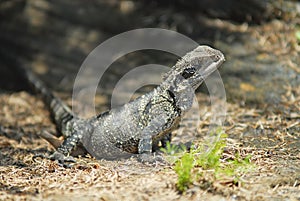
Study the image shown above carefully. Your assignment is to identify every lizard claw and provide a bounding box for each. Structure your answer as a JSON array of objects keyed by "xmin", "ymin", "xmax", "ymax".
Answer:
[
  {"xmin": 32, "ymin": 152, "xmax": 76, "ymax": 168},
  {"xmin": 49, "ymin": 151, "xmax": 76, "ymax": 168},
  {"xmin": 32, "ymin": 153, "xmax": 50, "ymax": 161},
  {"xmin": 137, "ymin": 153, "xmax": 167, "ymax": 165}
]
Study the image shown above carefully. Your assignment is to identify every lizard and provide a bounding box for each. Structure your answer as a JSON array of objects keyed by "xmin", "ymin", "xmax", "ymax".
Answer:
[{"xmin": 2, "ymin": 45, "xmax": 225, "ymax": 165}]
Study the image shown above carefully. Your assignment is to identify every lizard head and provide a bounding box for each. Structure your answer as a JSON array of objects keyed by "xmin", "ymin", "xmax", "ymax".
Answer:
[
  {"xmin": 161, "ymin": 45, "xmax": 225, "ymax": 112},
  {"xmin": 163, "ymin": 45, "xmax": 225, "ymax": 90}
]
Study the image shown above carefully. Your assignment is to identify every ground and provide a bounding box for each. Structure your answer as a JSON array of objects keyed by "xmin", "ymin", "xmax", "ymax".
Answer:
[
  {"xmin": 0, "ymin": 87, "xmax": 299, "ymax": 200},
  {"xmin": 0, "ymin": 0, "xmax": 300, "ymax": 200}
]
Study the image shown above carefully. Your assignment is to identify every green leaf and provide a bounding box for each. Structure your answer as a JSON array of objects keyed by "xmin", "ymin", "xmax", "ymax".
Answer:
[
  {"xmin": 174, "ymin": 152, "xmax": 194, "ymax": 192},
  {"xmin": 296, "ymin": 30, "xmax": 300, "ymax": 42}
]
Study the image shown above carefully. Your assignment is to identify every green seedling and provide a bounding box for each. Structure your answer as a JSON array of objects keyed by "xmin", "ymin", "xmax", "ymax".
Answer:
[
  {"xmin": 174, "ymin": 152, "xmax": 194, "ymax": 192},
  {"xmin": 170, "ymin": 128, "xmax": 255, "ymax": 192}
]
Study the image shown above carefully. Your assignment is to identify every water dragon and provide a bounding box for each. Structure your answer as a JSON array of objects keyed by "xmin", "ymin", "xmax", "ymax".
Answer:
[{"xmin": 3, "ymin": 45, "xmax": 225, "ymax": 165}]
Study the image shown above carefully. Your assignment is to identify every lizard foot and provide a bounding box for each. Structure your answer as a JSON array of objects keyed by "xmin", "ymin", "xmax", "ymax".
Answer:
[
  {"xmin": 137, "ymin": 153, "xmax": 167, "ymax": 165},
  {"xmin": 32, "ymin": 152, "xmax": 76, "ymax": 168},
  {"xmin": 49, "ymin": 151, "xmax": 76, "ymax": 168},
  {"xmin": 32, "ymin": 153, "xmax": 50, "ymax": 162}
]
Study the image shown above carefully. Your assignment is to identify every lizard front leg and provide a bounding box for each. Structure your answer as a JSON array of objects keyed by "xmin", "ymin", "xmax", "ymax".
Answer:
[{"xmin": 138, "ymin": 113, "xmax": 172, "ymax": 163}]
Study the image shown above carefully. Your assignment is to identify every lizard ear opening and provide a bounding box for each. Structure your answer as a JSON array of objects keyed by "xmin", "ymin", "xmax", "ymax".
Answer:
[{"xmin": 181, "ymin": 66, "xmax": 196, "ymax": 79}]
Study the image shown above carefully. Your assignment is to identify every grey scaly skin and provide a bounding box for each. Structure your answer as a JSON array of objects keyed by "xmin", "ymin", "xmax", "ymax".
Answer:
[{"xmin": 12, "ymin": 46, "xmax": 225, "ymax": 164}]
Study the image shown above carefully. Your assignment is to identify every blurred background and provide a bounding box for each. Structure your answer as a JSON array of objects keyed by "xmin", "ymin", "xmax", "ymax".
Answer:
[{"xmin": 0, "ymin": 0, "xmax": 299, "ymax": 108}]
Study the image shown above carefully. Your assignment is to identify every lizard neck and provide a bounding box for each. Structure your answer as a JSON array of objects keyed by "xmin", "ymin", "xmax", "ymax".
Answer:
[{"xmin": 156, "ymin": 77, "xmax": 196, "ymax": 114}]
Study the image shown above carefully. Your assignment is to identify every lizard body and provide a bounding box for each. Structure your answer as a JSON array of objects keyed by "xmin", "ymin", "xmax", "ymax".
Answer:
[{"xmin": 4, "ymin": 46, "xmax": 225, "ymax": 163}]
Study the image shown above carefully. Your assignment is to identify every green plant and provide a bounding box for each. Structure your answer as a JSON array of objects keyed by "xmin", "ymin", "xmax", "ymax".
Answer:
[
  {"xmin": 160, "ymin": 142, "xmax": 193, "ymax": 192},
  {"xmin": 195, "ymin": 129, "xmax": 227, "ymax": 170},
  {"xmin": 160, "ymin": 142, "xmax": 187, "ymax": 164},
  {"xmin": 160, "ymin": 141, "xmax": 184, "ymax": 156},
  {"xmin": 174, "ymin": 152, "xmax": 194, "ymax": 192},
  {"xmin": 170, "ymin": 128, "xmax": 255, "ymax": 192},
  {"xmin": 296, "ymin": 30, "xmax": 300, "ymax": 43},
  {"xmin": 220, "ymin": 153, "xmax": 254, "ymax": 180}
]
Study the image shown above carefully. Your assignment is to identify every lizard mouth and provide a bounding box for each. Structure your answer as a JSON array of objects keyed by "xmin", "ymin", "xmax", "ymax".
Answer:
[
  {"xmin": 201, "ymin": 54, "xmax": 225, "ymax": 77},
  {"xmin": 188, "ymin": 53, "xmax": 225, "ymax": 89}
]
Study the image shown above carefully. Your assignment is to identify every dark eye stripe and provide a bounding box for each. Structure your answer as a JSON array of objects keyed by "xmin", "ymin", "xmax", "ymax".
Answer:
[{"xmin": 181, "ymin": 67, "xmax": 196, "ymax": 79}]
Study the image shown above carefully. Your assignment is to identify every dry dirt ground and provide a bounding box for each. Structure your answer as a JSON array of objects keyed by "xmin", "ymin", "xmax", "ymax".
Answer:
[
  {"xmin": 0, "ymin": 87, "xmax": 299, "ymax": 201},
  {"xmin": 1, "ymin": 1, "xmax": 300, "ymax": 201}
]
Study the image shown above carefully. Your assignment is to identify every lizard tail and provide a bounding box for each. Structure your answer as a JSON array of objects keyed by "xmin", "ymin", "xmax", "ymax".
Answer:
[
  {"xmin": 25, "ymin": 69, "xmax": 76, "ymax": 135},
  {"xmin": 0, "ymin": 49, "xmax": 75, "ymax": 136}
]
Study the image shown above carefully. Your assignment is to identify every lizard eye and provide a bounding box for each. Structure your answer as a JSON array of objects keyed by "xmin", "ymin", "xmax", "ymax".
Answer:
[{"xmin": 181, "ymin": 67, "xmax": 196, "ymax": 79}]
